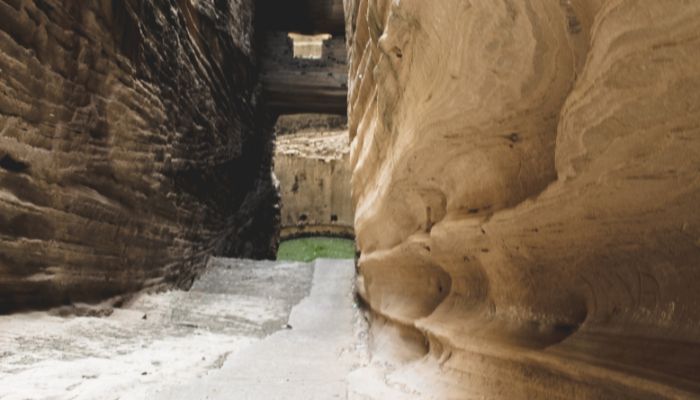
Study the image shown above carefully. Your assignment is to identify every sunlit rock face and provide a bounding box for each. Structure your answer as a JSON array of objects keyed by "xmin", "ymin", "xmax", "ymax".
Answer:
[
  {"xmin": 346, "ymin": 0, "xmax": 700, "ymax": 397},
  {"xmin": 0, "ymin": 0, "xmax": 279, "ymax": 312}
]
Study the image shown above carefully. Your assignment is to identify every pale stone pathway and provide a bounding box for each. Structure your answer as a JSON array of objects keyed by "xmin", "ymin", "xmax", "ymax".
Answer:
[
  {"xmin": 0, "ymin": 258, "xmax": 375, "ymax": 400},
  {"xmin": 152, "ymin": 258, "xmax": 367, "ymax": 400},
  {"xmin": 0, "ymin": 258, "xmax": 430, "ymax": 400}
]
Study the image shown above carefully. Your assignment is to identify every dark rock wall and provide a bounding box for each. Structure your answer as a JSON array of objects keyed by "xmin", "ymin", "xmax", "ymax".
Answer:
[
  {"xmin": 0, "ymin": 0, "xmax": 279, "ymax": 312},
  {"xmin": 261, "ymin": 32, "xmax": 347, "ymax": 115},
  {"xmin": 257, "ymin": 0, "xmax": 345, "ymax": 35}
]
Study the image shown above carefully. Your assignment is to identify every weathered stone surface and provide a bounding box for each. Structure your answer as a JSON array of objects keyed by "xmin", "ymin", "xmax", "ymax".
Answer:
[
  {"xmin": 0, "ymin": 257, "xmax": 317, "ymax": 399},
  {"xmin": 274, "ymin": 113, "xmax": 347, "ymax": 136},
  {"xmin": 346, "ymin": 0, "xmax": 700, "ymax": 398},
  {"xmin": 275, "ymin": 129, "xmax": 353, "ymax": 239},
  {"xmin": 0, "ymin": 0, "xmax": 279, "ymax": 312}
]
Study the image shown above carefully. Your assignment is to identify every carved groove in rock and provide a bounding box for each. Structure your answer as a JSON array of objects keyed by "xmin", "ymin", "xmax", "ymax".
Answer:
[{"xmin": 346, "ymin": 0, "xmax": 700, "ymax": 398}]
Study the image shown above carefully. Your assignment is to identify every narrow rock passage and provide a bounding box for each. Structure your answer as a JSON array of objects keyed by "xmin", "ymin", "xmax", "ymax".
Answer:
[{"xmin": 153, "ymin": 258, "xmax": 367, "ymax": 400}]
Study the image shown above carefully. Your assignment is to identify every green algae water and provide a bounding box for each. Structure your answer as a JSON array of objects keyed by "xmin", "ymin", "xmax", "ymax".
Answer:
[{"xmin": 277, "ymin": 237, "xmax": 355, "ymax": 262}]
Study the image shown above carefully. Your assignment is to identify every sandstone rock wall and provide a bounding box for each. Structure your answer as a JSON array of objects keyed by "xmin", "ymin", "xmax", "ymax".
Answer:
[
  {"xmin": 275, "ymin": 130, "xmax": 353, "ymax": 239},
  {"xmin": 346, "ymin": 0, "xmax": 700, "ymax": 397},
  {"xmin": 0, "ymin": 0, "xmax": 279, "ymax": 312}
]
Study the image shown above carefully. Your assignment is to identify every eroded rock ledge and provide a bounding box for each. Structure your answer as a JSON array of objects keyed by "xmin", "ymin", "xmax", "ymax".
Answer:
[
  {"xmin": 346, "ymin": 0, "xmax": 700, "ymax": 398},
  {"xmin": 0, "ymin": 0, "xmax": 279, "ymax": 312}
]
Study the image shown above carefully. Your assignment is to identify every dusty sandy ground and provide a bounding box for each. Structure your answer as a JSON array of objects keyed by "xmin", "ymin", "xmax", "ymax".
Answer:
[
  {"xmin": 0, "ymin": 258, "xmax": 431, "ymax": 400},
  {"xmin": 154, "ymin": 259, "xmax": 371, "ymax": 400},
  {"xmin": 0, "ymin": 259, "xmax": 313, "ymax": 400}
]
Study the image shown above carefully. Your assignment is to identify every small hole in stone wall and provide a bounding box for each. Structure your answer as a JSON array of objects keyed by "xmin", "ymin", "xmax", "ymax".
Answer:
[
  {"xmin": 331, "ymin": 214, "xmax": 338, "ymax": 222},
  {"xmin": 288, "ymin": 33, "xmax": 331, "ymax": 59},
  {"xmin": 0, "ymin": 154, "xmax": 30, "ymax": 174}
]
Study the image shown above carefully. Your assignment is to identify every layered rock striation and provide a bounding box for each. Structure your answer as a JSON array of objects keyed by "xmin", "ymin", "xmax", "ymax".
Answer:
[
  {"xmin": 346, "ymin": 0, "xmax": 700, "ymax": 398},
  {"xmin": 0, "ymin": 0, "xmax": 279, "ymax": 312}
]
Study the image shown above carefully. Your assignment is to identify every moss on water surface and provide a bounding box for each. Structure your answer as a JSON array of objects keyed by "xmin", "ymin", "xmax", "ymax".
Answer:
[{"xmin": 277, "ymin": 237, "xmax": 355, "ymax": 262}]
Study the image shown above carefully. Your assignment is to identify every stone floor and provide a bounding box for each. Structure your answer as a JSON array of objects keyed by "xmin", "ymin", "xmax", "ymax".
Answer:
[
  {"xmin": 0, "ymin": 257, "xmax": 434, "ymax": 400},
  {"xmin": 0, "ymin": 258, "xmax": 348, "ymax": 399},
  {"xmin": 154, "ymin": 258, "xmax": 367, "ymax": 400}
]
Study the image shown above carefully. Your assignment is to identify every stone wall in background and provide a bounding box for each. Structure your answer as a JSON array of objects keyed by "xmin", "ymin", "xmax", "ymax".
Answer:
[
  {"xmin": 0, "ymin": 0, "xmax": 279, "ymax": 312},
  {"xmin": 275, "ymin": 130, "xmax": 353, "ymax": 239},
  {"xmin": 260, "ymin": 31, "xmax": 347, "ymax": 115},
  {"xmin": 345, "ymin": 0, "xmax": 700, "ymax": 398},
  {"xmin": 274, "ymin": 113, "xmax": 347, "ymax": 136}
]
